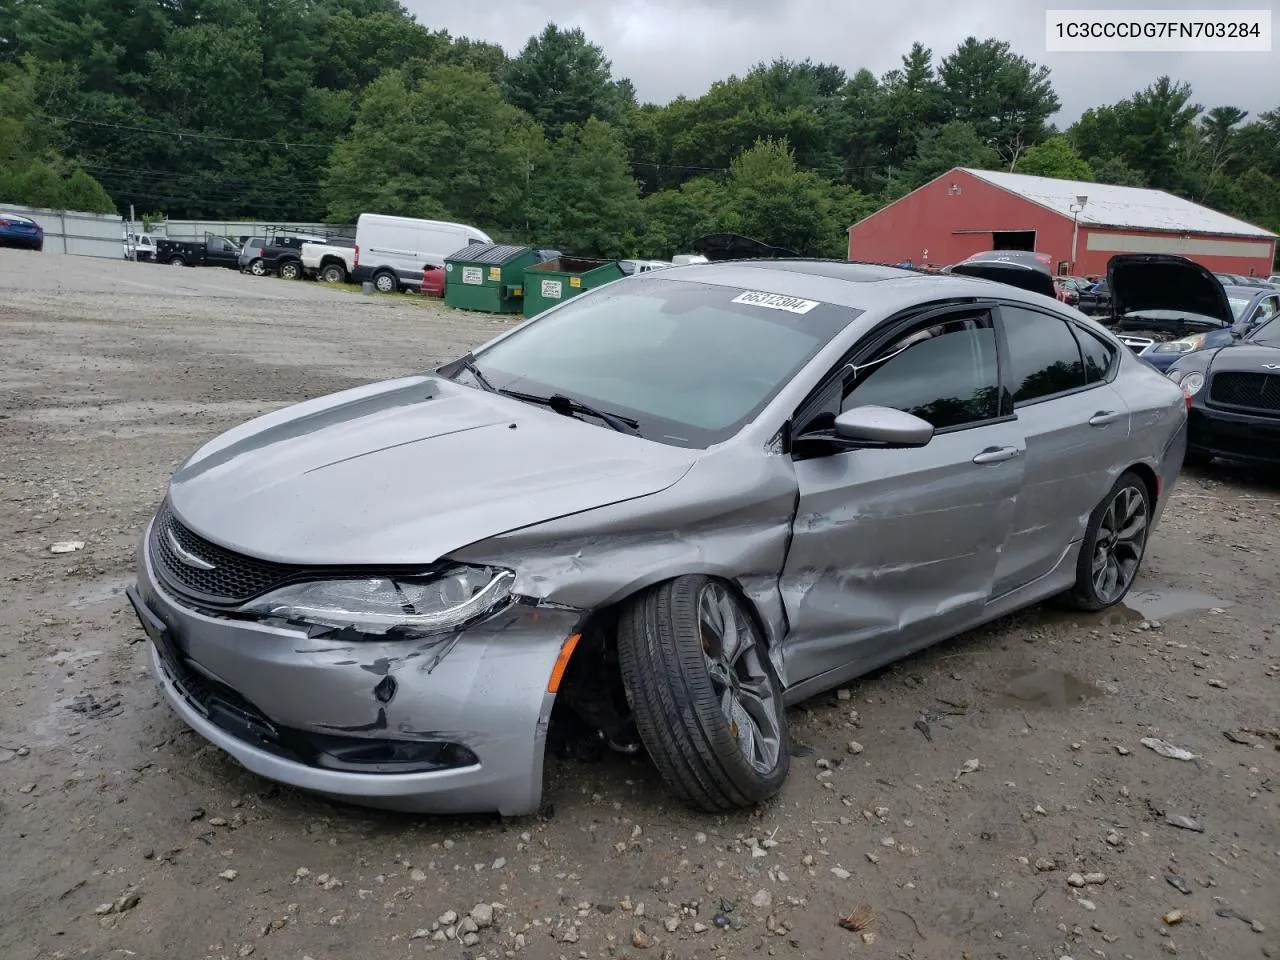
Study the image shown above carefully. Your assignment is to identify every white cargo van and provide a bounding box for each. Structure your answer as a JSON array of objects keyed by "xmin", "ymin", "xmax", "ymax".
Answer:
[{"xmin": 352, "ymin": 214, "xmax": 493, "ymax": 293}]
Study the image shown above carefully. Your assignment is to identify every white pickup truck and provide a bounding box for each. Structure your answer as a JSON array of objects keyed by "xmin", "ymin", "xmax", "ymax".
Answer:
[{"xmin": 301, "ymin": 241, "xmax": 356, "ymax": 284}]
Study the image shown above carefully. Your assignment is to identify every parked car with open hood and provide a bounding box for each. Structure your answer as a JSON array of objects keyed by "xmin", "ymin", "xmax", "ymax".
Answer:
[
  {"xmin": 1166, "ymin": 310, "xmax": 1280, "ymax": 465},
  {"xmin": 126, "ymin": 259, "xmax": 1187, "ymax": 816},
  {"xmin": 1138, "ymin": 285, "xmax": 1280, "ymax": 372},
  {"xmin": 1096, "ymin": 254, "xmax": 1243, "ymax": 355}
]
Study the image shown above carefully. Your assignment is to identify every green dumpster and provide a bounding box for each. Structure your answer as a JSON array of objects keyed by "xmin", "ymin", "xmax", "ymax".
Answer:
[
  {"xmin": 522, "ymin": 257, "xmax": 626, "ymax": 317},
  {"xmin": 444, "ymin": 243, "xmax": 538, "ymax": 313}
]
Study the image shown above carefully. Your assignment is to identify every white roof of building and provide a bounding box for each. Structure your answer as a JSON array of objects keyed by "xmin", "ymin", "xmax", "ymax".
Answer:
[{"xmin": 961, "ymin": 167, "xmax": 1277, "ymax": 239}]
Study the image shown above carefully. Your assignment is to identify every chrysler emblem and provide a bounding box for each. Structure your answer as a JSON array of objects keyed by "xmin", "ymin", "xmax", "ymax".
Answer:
[{"xmin": 167, "ymin": 529, "xmax": 215, "ymax": 570}]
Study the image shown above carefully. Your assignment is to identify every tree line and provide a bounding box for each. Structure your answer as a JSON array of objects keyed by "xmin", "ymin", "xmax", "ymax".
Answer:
[{"xmin": 2, "ymin": 0, "xmax": 1277, "ymax": 262}]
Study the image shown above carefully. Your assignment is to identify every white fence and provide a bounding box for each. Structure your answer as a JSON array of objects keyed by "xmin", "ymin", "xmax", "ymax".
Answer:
[
  {"xmin": 0, "ymin": 202, "xmax": 125, "ymax": 259},
  {"xmin": 154, "ymin": 220, "xmax": 354, "ymax": 242}
]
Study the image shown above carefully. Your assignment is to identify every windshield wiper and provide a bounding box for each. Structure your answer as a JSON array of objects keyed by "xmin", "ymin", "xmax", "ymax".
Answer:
[
  {"xmin": 499, "ymin": 388, "xmax": 641, "ymax": 435},
  {"xmin": 446, "ymin": 352, "xmax": 496, "ymax": 392}
]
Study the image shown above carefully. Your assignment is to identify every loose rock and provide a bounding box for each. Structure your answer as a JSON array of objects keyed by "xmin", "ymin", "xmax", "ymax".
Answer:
[{"xmin": 750, "ymin": 889, "xmax": 772, "ymax": 909}]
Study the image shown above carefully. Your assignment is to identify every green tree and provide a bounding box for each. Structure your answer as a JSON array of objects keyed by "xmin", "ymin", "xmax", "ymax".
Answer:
[
  {"xmin": 877, "ymin": 42, "xmax": 947, "ymax": 170},
  {"xmin": 721, "ymin": 138, "xmax": 870, "ymax": 257},
  {"xmin": 324, "ymin": 65, "xmax": 546, "ymax": 232},
  {"xmin": 639, "ymin": 177, "xmax": 730, "ymax": 258},
  {"xmin": 61, "ymin": 164, "xmax": 117, "ymax": 212},
  {"xmin": 500, "ymin": 23, "xmax": 630, "ymax": 139},
  {"xmin": 905, "ymin": 121, "xmax": 1001, "ymax": 187},
  {"xmin": 1090, "ymin": 155, "xmax": 1148, "ymax": 187},
  {"xmin": 1016, "ymin": 135, "xmax": 1093, "ymax": 180},
  {"xmin": 528, "ymin": 118, "xmax": 642, "ymax": 257},
  {"xmin": 938, "ymin": 37, "xmax": 1060, "ymax": 163}
]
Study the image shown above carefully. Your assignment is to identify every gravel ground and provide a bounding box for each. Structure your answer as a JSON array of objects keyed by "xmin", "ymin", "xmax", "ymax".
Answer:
[{"xmin": 1, "ymin": 249, "xmax": 1277, "ymax": 960}]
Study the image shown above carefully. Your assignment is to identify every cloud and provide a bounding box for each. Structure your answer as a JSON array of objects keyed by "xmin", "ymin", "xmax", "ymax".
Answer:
[{"xmin": 410, "ymin": 0, "xmax": 1277, "ymax": 124}]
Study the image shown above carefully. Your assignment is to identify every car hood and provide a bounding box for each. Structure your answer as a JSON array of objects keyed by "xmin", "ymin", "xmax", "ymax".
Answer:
[
  {"xmin": 1207, "ymin": 341, "xmax": 1280, "ymax": 374},
  {"xmin": 1107, "ymin": 254, "xmax": 1234, "ymax": 325},
  {"xmin": 166, "ymin": 375, "xmax": 699, "ymax": 566}
]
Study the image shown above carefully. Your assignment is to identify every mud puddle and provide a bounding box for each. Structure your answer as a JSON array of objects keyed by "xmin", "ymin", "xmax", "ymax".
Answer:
[
  {"xmin": 1120, "ymin": 587, "xmax": 1228, "ymax": 622},
  {"xmin": 996, "ymin": 668, "xmax": 1102, "ymax": 710}
]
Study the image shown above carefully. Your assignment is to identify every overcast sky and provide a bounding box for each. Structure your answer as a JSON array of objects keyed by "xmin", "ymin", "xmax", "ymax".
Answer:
[{"xmin": 413, "ymin": 0, "xmax": 1277, "ymax": 126}]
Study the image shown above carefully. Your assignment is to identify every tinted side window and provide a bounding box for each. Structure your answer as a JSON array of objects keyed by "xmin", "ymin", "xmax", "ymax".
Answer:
[
  {"xmin": 842, "ymin": 314, "xmax": 999, "ymax": 430},
  {"xmin": 1072, "ymin": 325, "xmax": 1116, "ymax": 384},
  {"xmin": 1001, "ymin": 306, "xmax": 1087, "ymax": 404}
]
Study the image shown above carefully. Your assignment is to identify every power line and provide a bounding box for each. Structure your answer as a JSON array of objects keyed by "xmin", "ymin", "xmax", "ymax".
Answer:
[{"xmin": 39, "ymin": 113, "xmax": 334, "ymax": 151}]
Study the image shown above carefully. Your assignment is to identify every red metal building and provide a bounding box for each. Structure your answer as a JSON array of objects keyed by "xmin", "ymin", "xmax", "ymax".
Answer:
[{"xmin": 847, "ymin": 167, "xmax": 1277, "ymax": 278}]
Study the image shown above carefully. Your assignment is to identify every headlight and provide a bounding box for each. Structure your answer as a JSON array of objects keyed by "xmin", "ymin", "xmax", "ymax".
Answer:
[
  {"xmin": 240, "ymin": 565, "xmax": 515, "ymax": 635},
  {"xmin": 1153, "ymin": 335, "xmax": 1207, "ymax": 354},
  {"xmin": 1179, "ymin": 372, "xmax": 1205, "ymax": 396}
]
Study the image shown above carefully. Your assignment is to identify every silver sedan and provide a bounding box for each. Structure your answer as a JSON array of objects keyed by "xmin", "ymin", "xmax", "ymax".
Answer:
[{"xmin": 127, "ymin": 260, "xmax": 1188, "ymax": 815}]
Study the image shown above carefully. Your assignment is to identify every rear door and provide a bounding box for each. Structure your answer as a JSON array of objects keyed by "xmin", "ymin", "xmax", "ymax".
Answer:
[
  {"xmin": 989, "ymin": 303, "xmax": 1130, "ymax": 597},
  {"xmin": 780, "ymin": 305, "xmax": 1024, "ymax": 687}
]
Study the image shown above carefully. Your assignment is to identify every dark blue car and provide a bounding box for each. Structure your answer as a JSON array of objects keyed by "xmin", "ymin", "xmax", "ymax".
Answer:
[
  {"xmin": 0, "ymin": 211, "xmax": 44, "ymax": 251},
  {"xmin": 1138, "ymin": 284, "xmax": 1280, "ymax": 372}
]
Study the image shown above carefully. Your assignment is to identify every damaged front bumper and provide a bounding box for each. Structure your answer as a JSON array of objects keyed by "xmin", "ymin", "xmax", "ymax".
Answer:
[{"xmin": 129, "ymin": 524, "xmax": 581, "ymax": 816}]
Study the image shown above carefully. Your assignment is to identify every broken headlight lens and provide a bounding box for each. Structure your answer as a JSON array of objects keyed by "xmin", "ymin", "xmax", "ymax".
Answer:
[{"xmin": 239, "ymin": 566, "xmax": 515, "ymax": 636}]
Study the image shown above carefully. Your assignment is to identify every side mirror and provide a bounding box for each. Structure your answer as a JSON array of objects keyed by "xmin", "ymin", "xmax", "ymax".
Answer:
[{"xmin": 833, "ymin": 405, "xmax": 934, "ymax": 448}]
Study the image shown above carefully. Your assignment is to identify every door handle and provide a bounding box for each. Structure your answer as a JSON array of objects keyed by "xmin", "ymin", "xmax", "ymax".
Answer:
[
  {"xmin": 972, "ymin": 446, "xmax": 1021, "ymax": 464},
  {"xmin": 1088, "ymin": 410, "xmax": 1124, "ymax": 426}
]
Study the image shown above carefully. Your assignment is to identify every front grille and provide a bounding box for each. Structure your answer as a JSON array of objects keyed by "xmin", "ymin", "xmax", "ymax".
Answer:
[
  {"xmin": 1208, "ymin": 372, "xmax": 1280, "ymax": 413},
  {"xmin": 149, "ymin": 500, "xmax": 311, "ymax": 606}
]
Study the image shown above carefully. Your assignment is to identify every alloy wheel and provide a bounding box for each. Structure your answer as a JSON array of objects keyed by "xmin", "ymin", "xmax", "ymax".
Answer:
[
  {"xmin": 1090, "ymin": 484, "xmax": 1148, "ymax": 603},
  {"xmin": 696, "ymin": 582, "xmax": 782, "ymax": 775}
]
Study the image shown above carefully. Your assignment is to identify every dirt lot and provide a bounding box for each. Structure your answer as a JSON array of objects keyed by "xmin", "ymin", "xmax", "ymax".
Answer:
[{"xmin": 1, "ymin": 249, "xmax": 1277, "ymax": 960}]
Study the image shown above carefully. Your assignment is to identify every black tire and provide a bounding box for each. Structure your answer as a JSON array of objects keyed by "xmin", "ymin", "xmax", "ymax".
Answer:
[
  {"xmin": 167, "ymin": 255, "xmax": 185, "ymax": 266},
  {"xmin": 373, "ymin": 270, "xmax": 398, "ymax": 294},
  {"xmin": 320, "ymin": 263, "xmax": 346, "ymax": 284},
  {"xmin": 1064, "ymin": 470, "xmax": 1152, "ymax": 612},
  {"xmin": 278, "ymin": 260, "xmax": 302, "ymax": 280},
  {"xmin": 248, "ymin": 259, "xmax": 266, "ymax": 277},
  {"xmin": 617, "ymin": 576, "xmax": 790, "ymax": 812}
]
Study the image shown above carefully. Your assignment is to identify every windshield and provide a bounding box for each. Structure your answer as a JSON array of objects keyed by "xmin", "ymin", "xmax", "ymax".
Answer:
[
  {"xmin": 471, "ymin": 275, "xmax": 861, "ymax": 447},
  {"xmin": 1229, "ymin": 297, "xmax": 1252, "ymax": 319}
]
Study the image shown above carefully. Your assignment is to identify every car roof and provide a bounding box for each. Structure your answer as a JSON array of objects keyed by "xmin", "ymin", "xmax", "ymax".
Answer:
[
  {"xmin": 1224, "ymin": 284, "xmax": 1275, "ymax": 300},
  {"xmin": 1, "ymin": 212, "xmax": 36, "ymax": 223},
  {"xmin": 653, "ymin": 258, "xmax": 1057, "ymax": 310}
]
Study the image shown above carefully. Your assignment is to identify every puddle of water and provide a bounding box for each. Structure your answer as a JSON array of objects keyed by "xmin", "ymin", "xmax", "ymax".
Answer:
[
  {"xmin": 997, "ymin": 669, "xmax": 1102, "ymax": 710},
  {"xmin": 66, "ymin": 577, "xmax": 132, "ymax": 609},
  {"xmin": 1120, "ymin": 588, "xmax": 1228, "ymax": 623}
]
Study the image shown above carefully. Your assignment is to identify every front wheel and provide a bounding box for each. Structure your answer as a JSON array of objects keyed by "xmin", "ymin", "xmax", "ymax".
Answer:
[
  {"xmin": 278, "ymin": 260, "xmax": 302, "ymax": 280},
  {"xmin": 1064, "ymin": 470, "xmax": 1152, "ymax": 611},
  {"xmin": 617, "ymin": 576, "xmax": 790, "ymax": 812},
  {"xmin": 320, "ymin": 263, "xmax": 346, "ymax": 284},
  {"xmin": 373, "ymin": 270, "xmax": 398, "ymax": 294}
]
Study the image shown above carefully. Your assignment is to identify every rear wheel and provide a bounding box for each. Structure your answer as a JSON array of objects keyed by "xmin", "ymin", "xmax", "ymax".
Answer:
[
  {"xmin": 320, "ymin": 263, "xmax": 346, "ymax": 284},
  {"xmin": 617, "ymin": 576, "xmax": 789, "ymax": 812},
  {"xmin": 167, "ymin": 255, "xmax": 185, "ymax": 266},
  {"xmin": 278, "ymin": 260, "xmax": 302, "ymax": 280},
  {"xmin": 373, "ymin": 270, "xmax": 398, "ymax": 294},
  {"xmin": 1064, "ymin": 471, "xmax": 1151, "ymax": 611},
  {"xmin": 248, "ymin": 259, "xmax": 266, "ymax": 276}
]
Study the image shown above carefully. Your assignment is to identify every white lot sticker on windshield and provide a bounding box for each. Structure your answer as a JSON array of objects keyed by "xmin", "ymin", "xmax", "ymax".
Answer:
[{"xmin": 731, "ymin": 290, "xmax": 820, "ymax": 314}]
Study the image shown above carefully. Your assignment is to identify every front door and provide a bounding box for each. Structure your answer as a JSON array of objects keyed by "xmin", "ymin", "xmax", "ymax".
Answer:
[
  {"xmin": 990, "ymin": 304, "xmax": 1132, "ymax": 596},
  {"xmin": 780, "ymin": 307, "xmax": 1024, "ymax": 687}
]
